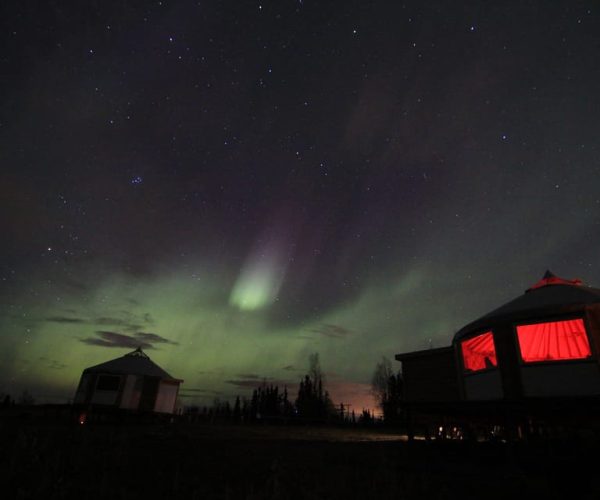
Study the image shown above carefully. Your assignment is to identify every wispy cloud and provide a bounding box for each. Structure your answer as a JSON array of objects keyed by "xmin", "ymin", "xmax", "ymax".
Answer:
[
  {"xmin": 179, "ymin": 388, "xmax": 223, "ymax": 398},
  {"xmin": 310, "ymin": 324, "xmax": 352, "ymax": 339},
  {"xmin": 179, "ymin": 388, "xmax": 221, "ymax": 394},
  {"xmin": 46, "ymin": 314, "xmax": 151, "ymax": 335},
  {"xmin": 135, "ymin": 332, "xmax": 178, "ymax": 345},
  {"xmin": 38, "ymin": 356, "xmax": 67, "ymax": 370},
  {"xmin": 236, "ymin": 373, "xmax": 262, "ymax": 379},
  {"xmin": 95, "ymin": 317, "xmax": 145, "ymax": 332},
  {"xmin": 80, "ymin": 331, "xmax": 178, "ymax": 349},
  {"xmin": 225, "ymin": 376, "xmax": 295, "ymax": 389},
  {"xmin": 81, "ymin": 331, "xmax": 153, "ymax": 349},
  {"xmin": 46, "ymin": 316, "xmax": 85, "ymax": 324},
  {"xmin": 95, "ymin": 317, "xmax": 127, "ymax": 326}
]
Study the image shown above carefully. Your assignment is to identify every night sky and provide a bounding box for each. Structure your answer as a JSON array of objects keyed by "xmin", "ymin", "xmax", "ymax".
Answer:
[{"xmin": 2, "ymin": 1, "xmax": 600, "ymax": 409}]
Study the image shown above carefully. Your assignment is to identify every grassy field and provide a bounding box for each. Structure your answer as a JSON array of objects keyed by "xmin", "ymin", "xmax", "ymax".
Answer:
[{"xmin": 1, "ymin": 417, "xmax": 598, "ymax": 499}]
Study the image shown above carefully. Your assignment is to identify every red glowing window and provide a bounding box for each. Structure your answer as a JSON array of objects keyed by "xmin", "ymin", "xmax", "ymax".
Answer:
[
  {"xmin": 516, "ymin": 318, "xmax": 592, "ymax": 363},
  {"xmin": 461, "ymin": 331, "xmax": 497, "ymax": 372}
]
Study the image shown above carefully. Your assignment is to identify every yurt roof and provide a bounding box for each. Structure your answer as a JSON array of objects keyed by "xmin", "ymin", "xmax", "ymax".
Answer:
[
  {"xmin": 83, "ymin": 347, "xmax": 179, "ymax": 381},
  {"xmin": 454, "ymin": 271, "xmax": 600, "ymax": 342}
]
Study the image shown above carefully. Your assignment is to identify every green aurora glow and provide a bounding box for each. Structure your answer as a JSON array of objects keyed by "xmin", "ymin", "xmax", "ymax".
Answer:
[{"xmin": 0, "ymin": 263, "xmax": 483, "ymax": 410}]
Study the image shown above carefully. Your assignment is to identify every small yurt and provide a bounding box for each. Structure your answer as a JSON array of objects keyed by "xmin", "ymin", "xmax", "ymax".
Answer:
[
  {"xmin": 454, "ymin": 271, "xmax": 600, "ymax": 401},
  {"xmin": 74, "ymin": 347, "xmax": 183, "ymax": 414}
]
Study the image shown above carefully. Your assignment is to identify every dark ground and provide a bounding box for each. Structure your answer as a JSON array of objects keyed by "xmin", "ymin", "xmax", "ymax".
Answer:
[{"xmin": 1, "ymin": 417, "xmax": 598, "ymax": 500}]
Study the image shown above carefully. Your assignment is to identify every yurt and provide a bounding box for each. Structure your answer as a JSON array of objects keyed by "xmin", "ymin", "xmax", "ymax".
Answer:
[
  {"xmin": 454, "ymin": 271, "xmax": 600, "ymax": 401},
  {"xmin": 73, "ymin": 347, "xmax": 183, "ymax": 414}
]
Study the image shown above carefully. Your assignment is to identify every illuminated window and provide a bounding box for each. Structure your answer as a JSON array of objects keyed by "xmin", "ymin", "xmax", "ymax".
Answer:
[
  {"xmin": 461, "ymin": 331, "xmax": 497, "ymax": 372},
  {"xmin": 516, "ymin": 318, "xmax": 592, "ymax": 363}
]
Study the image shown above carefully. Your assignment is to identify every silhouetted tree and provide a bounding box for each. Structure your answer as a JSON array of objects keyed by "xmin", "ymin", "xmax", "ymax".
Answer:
[
  {"xmin": 248, "ymin": 382, "xmax": 292, "ymax": 420},
  {"xmin": 233, "ymin": 396, "xmax": 241, "ymax": 422},
  {"xmin": 295, "ymin": 353, "xmax": 334, "ymax": 420},
  {"xmin": 358, "ymin": 408, "xmax": 374, "ymax": 425},
  {"xmin": 1, "ymin": 393, "xmax": 11, "ymax": 408},
  {"xmin": 18, "ymin": 390, "xmax": 35, "ymax": 406},
  {"xmin": 371, "ymin": 357, "xmax": 404, "ymax": 424}
]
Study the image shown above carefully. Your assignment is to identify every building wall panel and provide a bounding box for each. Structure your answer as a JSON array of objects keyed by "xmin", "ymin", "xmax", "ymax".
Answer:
[
  {"xmin": 119, "ymin": 375, "xmax": 140, "ymax": 410},
  {"xmin": 402, "ymin": 349, "xmax": 458, "ymax": 402},
  {"xmin": 464, "ymin": 370, "xmax": 503, "ymax": 400},
  {"xmin": 521, "ymin": 363, "xmax": 600, "ymax": 397},
  {"xmin": 154, "ymin": 382, "xmax": 178, "ymax": 414}
]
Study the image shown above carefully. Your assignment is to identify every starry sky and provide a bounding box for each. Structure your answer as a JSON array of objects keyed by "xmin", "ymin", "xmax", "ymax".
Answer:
[{"xmin": 2, "ymin": 1, "xmax": 600, "ymax": 410}]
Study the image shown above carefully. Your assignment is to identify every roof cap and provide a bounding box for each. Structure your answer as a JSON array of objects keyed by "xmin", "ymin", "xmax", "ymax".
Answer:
[
  {"xmin": 126, "ymin": 346, "xmax": 149, "ymax": 358},
  {"xmin": 527, "ymin": 270, "xmax": 583, "ymax": 292}
]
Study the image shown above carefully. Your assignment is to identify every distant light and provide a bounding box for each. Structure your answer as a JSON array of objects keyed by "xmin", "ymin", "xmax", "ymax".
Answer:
[
  {"xmin": 131, "ymin": 176, "xmax": 143, "ymax": 185},
  {"xmin": 501, "ymin": 134, "xmax": 507, "ymax": 140},
  {"xmin": 469, "ymin": 26, "xmax": 475, "ymax": 31}
]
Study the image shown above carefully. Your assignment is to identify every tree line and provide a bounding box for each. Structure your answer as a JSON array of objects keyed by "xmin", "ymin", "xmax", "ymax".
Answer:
[{"xmin": 187, "ymin": 353, "xmax": 404, "ymax": 425}]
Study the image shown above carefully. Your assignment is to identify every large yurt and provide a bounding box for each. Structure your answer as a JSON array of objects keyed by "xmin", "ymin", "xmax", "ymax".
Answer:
[
  {"xmin": 73, "ymin": 347, "xmax": 183, "ymax": 414},
  {"xmin": 454, "ymin": 271, "xmax": 600, "ymax": 401}
]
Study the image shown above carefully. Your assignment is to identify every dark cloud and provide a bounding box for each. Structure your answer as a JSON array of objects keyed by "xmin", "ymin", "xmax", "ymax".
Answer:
[
  {"xmin": 225, "ymin": 379, "xmax": 268, "ymax": 388},
  {"xmin": 81, "ymin": 331, "xmax": 153, "ymax": 349},
  {"xmin": 134, "ymin": 332, "xmax": 179, "ymax": 345},
  {"xmin": 226, "ymin": 377, "xmax": 295, "ymax": 389},
  {"xmin": 235, "ymin": 373, "xmax": 262, "ymax": 379},
  {"xmin": 38, "ymin": 356, "xmax": 67, "ymax": 370},
  {"xmin": 179, "ymin": 390, "xmax": 223, "ymax": 398},
  {"xmin": 310, "ymin": 324, "xmax": 352, "ymax": 339},
  {"xmin": 179, "ymin": 388, "xmax": 214, "ymax": 393},
  {"xmin": 95, "ymin": 317, "xmax": 127, "ymax": 326},
  {"xmin": 80, "ymin": 330, "xmax": 178, "ymax": 349},
  {"xmin": 94, "ymin": 318, "xmax": 150, "ymax": 332},
  {"xmin": 45, "ymin": 316, "xmax": 85, "ymax": 324},
  {"xmin": 46, "ymin": 316, "xmax": 146, "ymax": 335}
]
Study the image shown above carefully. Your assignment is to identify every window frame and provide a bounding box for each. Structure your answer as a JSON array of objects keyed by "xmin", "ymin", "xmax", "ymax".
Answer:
[
  {"xmin": 513, "ymin": 315, "xmax": 595, "ymax": 366},
  {"xmin": 459, "ymin": 330, "xmax": 499, "ymax": 376}
]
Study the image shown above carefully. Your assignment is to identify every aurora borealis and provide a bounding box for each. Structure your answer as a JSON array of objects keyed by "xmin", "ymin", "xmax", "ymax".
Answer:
[{"xmin": 2, "ymin": 2, "xmax": 600, "ymax": 411}]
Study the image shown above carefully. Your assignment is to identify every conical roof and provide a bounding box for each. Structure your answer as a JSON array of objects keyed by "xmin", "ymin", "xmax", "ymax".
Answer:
[
  {"xmin": 454, "ymin": 271, "xmax": 600, "ymax": 342},
  {"xmin": 83, "ymin": 347, "xmax": 179, "ymax": 381}
]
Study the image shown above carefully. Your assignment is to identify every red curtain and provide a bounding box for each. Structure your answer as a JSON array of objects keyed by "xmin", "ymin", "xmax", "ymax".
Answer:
[
  {"xmin": 461, "ymin": 331, "xmax": 497, "ymax": 372},
  {"xmin": 516, "ymin": 318, "xmax": 591, "ymax": 362}
]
